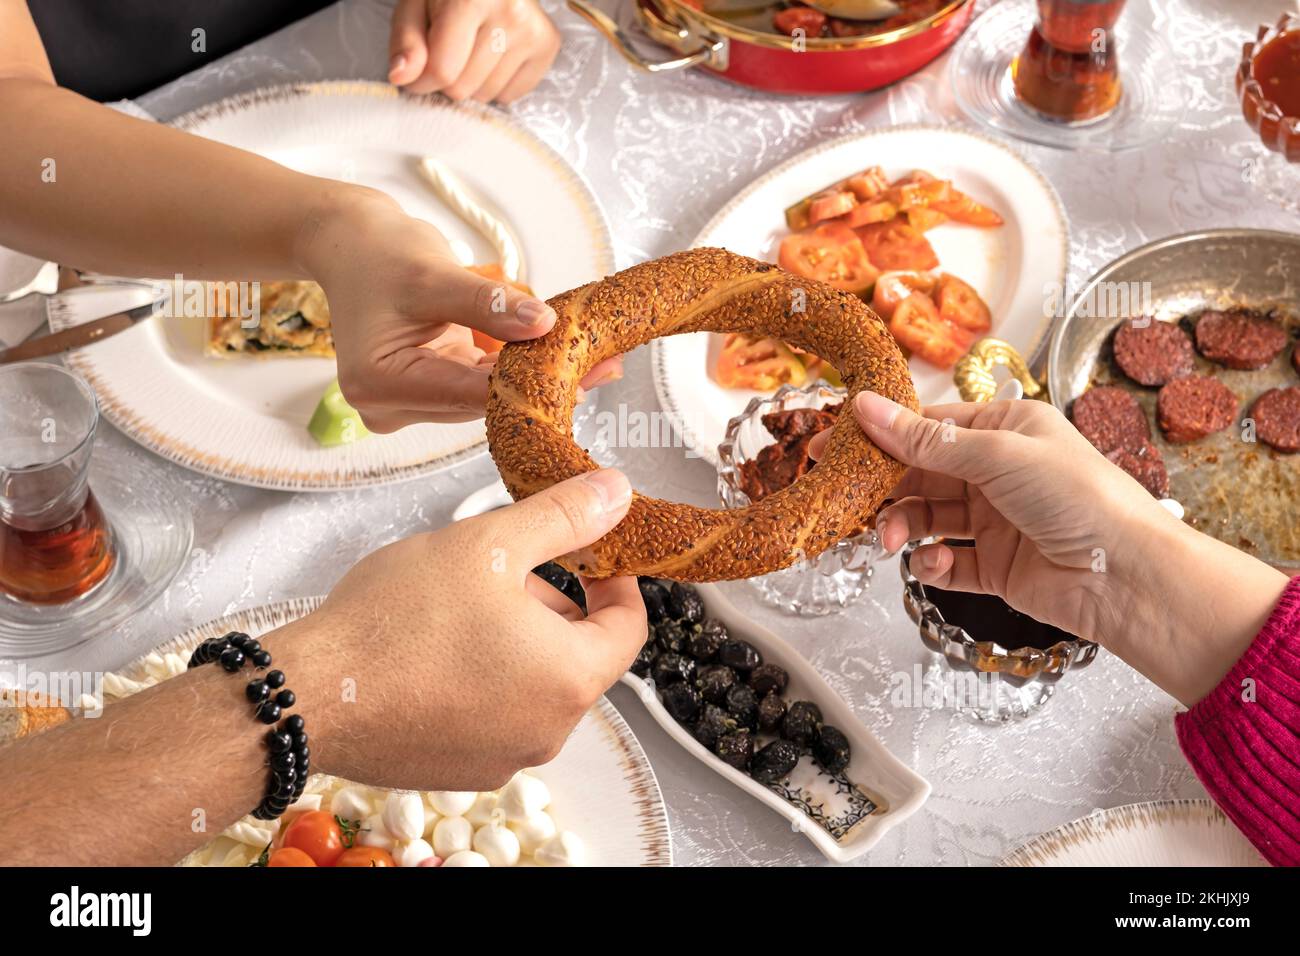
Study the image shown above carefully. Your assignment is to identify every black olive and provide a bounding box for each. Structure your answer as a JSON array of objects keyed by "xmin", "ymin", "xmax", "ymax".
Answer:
[
  {"xmin": 757, "ymin": 693, "xmax": 787, "ymax": 732},
  {"xmin": 781, "ymin": 700, "xmax": 823, "ymax": 748},
  {"xmin": 749, "ymin": 663, "xmax": 789, "ymax": 697},
  {"xmin": 668, "ymin": 582, "xmax": 705, "ymax": 624},
  {"xmin": 534, "ymin": 562, "xmax": 586, "ymax": 611},
  {"xmin": 638, "ymin": 578, "xmax": 672, "ymax": 624},
  {"xmin": 654, "ymin": 620, "xmax": 689, "ymax": 655},
  {"xmin": 751, "ymin": 740, "xmax": 801, "ymax": 785},
  {"xmin": 725, "ymin": 683, "xmax": 759, "ymax": 729},
  {"xmin": 692, "ymin": 705, "xmax": 735, "ymax": 750},
  {"xmin": 813, "ymin": 725, "xmax": 851, "ymax": 774},
  {"xmin": 651, "ymin": 652, "xmax": 696, "ymax": 687},
  {"xmin": 717, "ymin": 639, "xmax": 762, "ymax": 673},
  {"xmin": 714, "ymin": 730, "xmax": 754, "ymax": 771},
  {"xmin": 688, "ymin": 619, "xmax": 727, "ymax": 661},
  {"xmin": 696, "ymin": 664, "xmax": 737, "ymax": 705},
  {"xmin": 661, "ymin": 683, "xmax": 703, "ymax": 724},
  {"xmin": 630, "ymin": 639, "xmax": 658, "ymax": 678}
]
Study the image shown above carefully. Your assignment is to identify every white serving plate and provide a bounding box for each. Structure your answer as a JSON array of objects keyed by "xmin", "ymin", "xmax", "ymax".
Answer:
[
  {"xmin": 655, "ymin": 124, "xmax": 1069, "ymax": 466},
  {"xmin": 104, "ymin": 598, "xmax": 671, "ymax": 867},
  {"xmin": 1001, "ymin": 800, "xmax": 1266, "ymax": 867},
  {"xmin": 60, "ymin": 81, "xmax": 613, "ymax": 491},
  {"xmin": 622, "ymin": 584, "xmax": 930, "ymax": 863}
]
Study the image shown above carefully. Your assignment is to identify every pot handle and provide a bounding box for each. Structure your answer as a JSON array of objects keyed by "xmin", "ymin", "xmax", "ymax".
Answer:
[{"xmin": 567, "ymin": 0, "xmax": 727, "ymax": 73}]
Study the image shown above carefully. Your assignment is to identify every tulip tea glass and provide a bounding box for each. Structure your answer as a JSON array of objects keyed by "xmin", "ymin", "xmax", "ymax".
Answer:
[{"xmin": 0, "ymin": 364, "xmax": 115, "ymax": 606}]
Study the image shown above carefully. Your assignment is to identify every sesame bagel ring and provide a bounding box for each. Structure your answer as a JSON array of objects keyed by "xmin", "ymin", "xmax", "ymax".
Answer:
[{"xmin": 485, "ymin": 247, "xmax": 917, "ymax": 582}]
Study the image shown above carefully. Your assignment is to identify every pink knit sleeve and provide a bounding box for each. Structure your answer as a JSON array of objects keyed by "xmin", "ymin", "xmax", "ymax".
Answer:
[{"xmin": 1175, "ymin": 575, "xmax": 1300, "ymax": 866}]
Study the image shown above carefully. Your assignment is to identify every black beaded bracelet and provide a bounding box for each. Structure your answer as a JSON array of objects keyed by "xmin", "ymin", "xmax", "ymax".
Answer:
[{"xmin": 188, "ymin": 631, "xmax": 310, "ymax": 820}]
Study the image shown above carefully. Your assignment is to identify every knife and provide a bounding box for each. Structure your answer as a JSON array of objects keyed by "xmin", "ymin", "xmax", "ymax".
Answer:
[{"xmin": 0, "ymin": 300, "xmax": 159, "ymax": 365}]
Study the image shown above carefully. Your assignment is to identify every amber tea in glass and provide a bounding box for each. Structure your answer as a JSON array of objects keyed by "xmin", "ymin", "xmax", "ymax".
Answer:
[
  {"xmin": 1012, "ymin": 0, "xmax": 1127, "ymax": 123},
  {"xmin": 0, "ymin": 364, "xmax": 115, "ymax": 605}
]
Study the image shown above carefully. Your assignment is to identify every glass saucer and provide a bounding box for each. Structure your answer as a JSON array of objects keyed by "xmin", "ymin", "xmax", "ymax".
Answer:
[
  {"xmin": 949, "ymin": 0, "xmax": 1187, "ymax": 152},
  {"xmin": 0, "ymin": 452, "xmax": 194, "ymax": 659}
]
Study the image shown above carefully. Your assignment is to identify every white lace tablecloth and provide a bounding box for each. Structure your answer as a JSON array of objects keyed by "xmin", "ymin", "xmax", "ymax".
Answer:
[{"xmin": 41, "ymin": 0, "xmax": 1299, "ymax": 866}]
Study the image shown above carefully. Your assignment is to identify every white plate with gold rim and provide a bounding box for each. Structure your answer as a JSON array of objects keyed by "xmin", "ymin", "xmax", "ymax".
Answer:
[
  {"xmin": 1001, "ymin": 799, "xmax": 1267, "ymax": 867},
  {"xmin": 102, "ymin": 598, "xmax": 671, "ymax": 867},
  {"xmin": 62, "ymin": 81, "xmax": 614, "ymax": 491},
  {"xmin": 654, "ymin": 124, "xmax": 1069, "ymax": 466}
]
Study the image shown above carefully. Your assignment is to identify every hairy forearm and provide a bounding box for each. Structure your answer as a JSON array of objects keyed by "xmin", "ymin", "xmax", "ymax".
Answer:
[
  {"xmin": 0, "ymin": 619, "xmax": 338, "ymax": 866},
  {"xmin": 1104, "ymin": 515, "xmax": 1290, "ymax": 706},
  {"xmin": 0, "ymin": 77, "xmax": 391, "ymax": 282}
]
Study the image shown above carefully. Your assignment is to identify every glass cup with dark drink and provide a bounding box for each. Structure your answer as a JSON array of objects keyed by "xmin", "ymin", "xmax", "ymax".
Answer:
[
  {"xmin": 0, "ymin": 364, "xmax": 116, "ymax": 606},
  {"xmin": 900, "ymin": 540, "xmax": 1097, "ymax": 721},
  {"xmin": 1012, "ymin": 0, "xmax": 1127, "ymax": 124}
]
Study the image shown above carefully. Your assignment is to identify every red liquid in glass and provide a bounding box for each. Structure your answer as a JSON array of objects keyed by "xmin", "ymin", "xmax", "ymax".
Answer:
[{"xmin": 0, "ymin": 470, "xmax": 115, "ymax": 605}]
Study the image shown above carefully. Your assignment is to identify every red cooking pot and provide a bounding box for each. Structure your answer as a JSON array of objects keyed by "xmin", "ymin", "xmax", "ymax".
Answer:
[{"xmin": 568, "ymin": 0, "xmax": 975, "ymax": 95}]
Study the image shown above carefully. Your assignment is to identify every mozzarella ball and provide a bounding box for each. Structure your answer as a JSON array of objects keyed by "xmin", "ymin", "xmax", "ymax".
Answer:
[
  {"xmin": 535, "ymin": 831, "xmax": 587, "ymax": 867},
  {"xmin": 465, "ymin": 791, "xmax": 501, "ymax": 827},
  {"xmin": 357, "ymin": 813, "xmax": 394, "ymax": 850},
  {"xmin": 428, "ymin": 791, "xmax": 477, "ymax": 817},
  {"xmin": 422, "ymin": 802, "xmax": 441, "ymax": 840},
  {"xmin": 473, "ymin": 822, "xmax": 521, "ymax": 867},
  {"xmin": 382, "ymin": 791, "xmax": 426, "ymax": 843},
  {"xmin": 442, "ymin": 850, "xmax": 490, "ymax": 868},
  {"xmin": 432, "ymin": 815, "xmax": 473, "ymax": 858},
  {"xmin": 329, "ymin": 786, "xmax": 372, "ymax": 823},
  {"xmin": 509, "ymin": 811, "xmax": 557, "ymax": 855},
  {"xmin": 392, "ymin": 838, "xmax": 437, "ymax": 868},
  {"xmin": 497, "ymin": 773, "xmax": 552, "ymax": 823}
]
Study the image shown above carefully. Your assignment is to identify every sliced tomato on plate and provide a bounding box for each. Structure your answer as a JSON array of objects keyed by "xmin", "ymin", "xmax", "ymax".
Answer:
[
  {"xmin": 806, "ymin": 189, "xmax": 857, "ymax": 224},
  {"xmin": 855, "ymin": 219, "xmax": 939, "ymax": 272},
  {"xmin": 773, "ymin": 7, "xmax": 827, "ymax": 36},
  {"xmin": 888, "ymin": 293, "xmax": 972, "ymax": 369},
  {"xmin": 935, "ymin": 273, "xmax": 992, "ymax": 334},
  {"xmin": 871, "ymin": 270, "xmax": 938, "ymax": 321},
  {"xmin": 778, "ymin": 222, "xmax": 879, "ymax": 294},
  {"xmin": 845, "ymin": 167, "xmax": 890, "ymax": 201},
  {"xmin": 715, "ymin": 333, "xmax": 808, "ymax": 391},
  {"xmin": 843, "ymin": 199, "xmax": 898, "ymax": 228},
  {"xmin": 905, "ymin": 207, "xmax": 947, "ymax": 232},
  {"xmin": 928, "ymin": 188, "xmax": 1004, "ymax": 227}
]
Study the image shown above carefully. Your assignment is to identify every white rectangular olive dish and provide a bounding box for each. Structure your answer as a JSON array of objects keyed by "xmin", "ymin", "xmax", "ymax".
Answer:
[{"xmin": 621, "ymin": 583, "xmax": 930, "ymax": 864}]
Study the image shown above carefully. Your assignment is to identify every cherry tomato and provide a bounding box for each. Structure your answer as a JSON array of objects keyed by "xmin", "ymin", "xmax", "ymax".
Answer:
[
  {"xmin": 778, "ymin": 223, "xmax": 879, "ymax": 294},
  {"xmin": 935, "ymin": 273, "xmax": 992, "ymax": 334},
  {"xmin": 281, "ymin": 811, "xmax": 346, "ymax": 867},
  {"xmin": 335, "ymin": 846, "xmax": 397, "ymax": 868},
  {"xmin": 806, "ymin": 189, "xmax": 857, "ymax": 224},
  {"xmin": 855, "ymin": 220, "xmax": 939, "ymax": 272},
  {"xmin": 929, "ymin": 188, "xmax": 1004, "ymax": 227},
  {"xmin": 889, "ymin": 292, "xmax": 971, "ymax": 368},
  {"xmin": 773, "ymin": 7, "xmax": 827, "ymax": 36},
  {"xmin": 267, "ymin": 847, "xmax": 317, "ymax": 867},
  {"xmin": 843, "ymin": 199, "xmax": 897, "ymax": 229},
  {"xmin": 871, "ymin": 271, "xmax": 938, "ymax": 321},
  {"xmin": 715, "ymin": 333, "xmax": 808, "ymax": 391}
]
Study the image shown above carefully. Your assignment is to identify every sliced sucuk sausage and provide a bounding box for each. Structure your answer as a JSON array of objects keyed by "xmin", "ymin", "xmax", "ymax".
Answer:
[
  {"xmin": 1112, "ymin": 318, "xmax": 1195, "ymax": 386},
  {"xmin": 1251, "ymin": 386, "xmax": 1300, "ymax": 454},
  {"xmin": 1194, "ymin": 309, "xmax": 1287, "ymax": 370},
  {"xmin": 1105, "ymin": 440, "xmax": 1170, "ymax": 498},
  {"xmin": 1156, "ymin": 375, "xmax": 1238, "ymax": 443},
  {"xmin": 1070, "ymin": 386, "xmax": 1150, "ymax": 454}
]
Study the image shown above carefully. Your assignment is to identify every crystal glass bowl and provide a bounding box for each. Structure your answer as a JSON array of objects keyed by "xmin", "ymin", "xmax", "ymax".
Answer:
[
  {"xmin": 899, "ymin": 542, "xmax": 1098, "ymax": 722},
  {"xmin": 717, "ymin": 383, "xmax": 882, "ymax": 616},
  {"xmin": 1236, "ymin": 12, "xmax": 1300, "ymax": 214}
]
